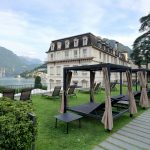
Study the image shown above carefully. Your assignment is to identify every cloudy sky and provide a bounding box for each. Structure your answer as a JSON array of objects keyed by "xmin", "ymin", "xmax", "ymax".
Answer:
[{"xmin": 0, "ymin": 0, "xmax": 149, "ymax": 61}]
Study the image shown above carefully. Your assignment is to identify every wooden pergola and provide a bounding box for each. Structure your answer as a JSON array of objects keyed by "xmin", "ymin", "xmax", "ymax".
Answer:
[{"xmin": 62, "ymin": 63, "xmax": 132, "ymax": 120}]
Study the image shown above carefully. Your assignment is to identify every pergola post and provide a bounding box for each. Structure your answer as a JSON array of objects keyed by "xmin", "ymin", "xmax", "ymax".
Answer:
[
  {"xmin": 135, "ymin": 72, "xmax": 138, "ymax": 91},
  {"xmin": 147, "ymin": 70, "xmax": 149, "ymax": 89},
  {"xmin": 120, "ymin": 72, "xmax": 122, "ymax": 95},
  {"xmin": 90, "ymin": 71, "xmax": 94, "ymax": 102},
  {"xmin": 64, "ymin": 69, "xmax": 67, "ymax": 113},
  {"xmin": 108, "ymin": 66, "xmax": 111, "ymax": 84}
]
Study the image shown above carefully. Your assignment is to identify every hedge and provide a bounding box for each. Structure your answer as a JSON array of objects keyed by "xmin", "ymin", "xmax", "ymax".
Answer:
[{"xmin": 0, "ymin": 97, "xmax": 37, "ymax": 150}]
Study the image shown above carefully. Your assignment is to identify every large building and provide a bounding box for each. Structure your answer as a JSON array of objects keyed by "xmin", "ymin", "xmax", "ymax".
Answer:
[{"xmin": 46, "ymin": 33, "xmax": 130, "ymax": 90}]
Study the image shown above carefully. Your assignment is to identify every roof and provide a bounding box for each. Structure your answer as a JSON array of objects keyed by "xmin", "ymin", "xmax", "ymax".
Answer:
[
  {"xmin": 132, "ymin": 68, "xmax": 150, "ymax": 73},
  {"xmin": 46, "ymin": 32, "xmax": 114, "ymax": 53},
  {"xmin": 64, "ymin": 63, "xmax": 131, "ymax": 72}
]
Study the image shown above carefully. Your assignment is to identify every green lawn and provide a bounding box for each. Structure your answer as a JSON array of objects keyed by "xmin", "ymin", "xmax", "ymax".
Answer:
[{"xmin": 32, "ymin": 86, "xmax": 146, "ymax": 150}]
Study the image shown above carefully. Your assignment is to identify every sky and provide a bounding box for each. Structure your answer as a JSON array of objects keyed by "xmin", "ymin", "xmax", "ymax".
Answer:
[{"xmin": 0, "ymin": 0, "xmax": 150, "ymax": 61}]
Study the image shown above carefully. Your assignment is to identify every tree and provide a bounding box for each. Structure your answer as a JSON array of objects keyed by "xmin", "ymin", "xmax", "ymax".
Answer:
[
  {"xmin": 34, "ymin": 76, "xmax": 42, "ymax": 89},
  {"xmin": 131, "ymin": 13, "xmax": 150, "ymax": 69}
]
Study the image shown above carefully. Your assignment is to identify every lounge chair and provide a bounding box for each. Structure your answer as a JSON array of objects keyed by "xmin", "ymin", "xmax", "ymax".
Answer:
[
  {"xmin": 2, "ymin": 89, "xmax": 15, "ymax": 100},
  {"xmin": 67, "ymin": 98, "xmax": 128, "ymax": 120},
  {"xmin": 111, "ymin": 91, "xmax": 142, "ymax": 108},
  {"xmin": 110, "ymin": 80, "xmax": 118, "ymax": 91},
  {"xmin": 43, "ymin": 86, "xmax": 61, "ymax": 99},
  {"xmin": 20, "ymin": 88, "xmax": 32, "ymax": 101},
  {"xmin": 132, "ymin": 79, "xmax": 137, "ymax": 86},
  {"xmin": 79, "ymin": 82, "xmax": 101, "ymax": 93},
  {"xmin": 94, "ymin": 82, "xmax": 101, "ymax": 93},
  {"xmin": 67, "ymin": 85, "xmax": 77, "ymax": 98}
]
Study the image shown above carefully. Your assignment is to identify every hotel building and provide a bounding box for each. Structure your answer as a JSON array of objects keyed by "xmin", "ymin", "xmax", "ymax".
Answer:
[{"xmin": 46, "ymin": 33, "xmax": 130, "ymax": 90}]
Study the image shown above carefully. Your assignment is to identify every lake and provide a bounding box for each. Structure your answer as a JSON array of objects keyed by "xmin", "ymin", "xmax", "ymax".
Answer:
[{"xmin": 0, "ymin": 77, "xmax": 35, "ymax": 88}]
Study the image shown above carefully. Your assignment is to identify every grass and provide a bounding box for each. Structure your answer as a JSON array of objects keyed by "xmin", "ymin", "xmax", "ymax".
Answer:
[{"xmin": 32, "ymin": 86, "xmax": 147, "ymax": 150}]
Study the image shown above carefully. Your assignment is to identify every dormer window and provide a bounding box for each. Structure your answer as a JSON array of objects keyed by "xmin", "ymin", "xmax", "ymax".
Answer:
[
  {"xmin": 65, "ymin": 40, "xmax": 70, "ymax": 48},
  {"xmin": 51, "ymin": 43, "xmax": 55, "ymax": 51},
  {"xmin": 97, "ymin": 40, "xmax": 102, "ymax": 48},
  {"xmin": 83, "ymin": 36, "xmax": 88, "ymax": 46},
  {"xmin": 103, "ymin": 46, "xmax": 106, "ymax": 51},
  {"xmin": 74, "ymin": 38, "xmax": 79, "ymax": 47},
  {"xmin": 57, "ymin": 42, "xmax": 61, "ymax": 50}
]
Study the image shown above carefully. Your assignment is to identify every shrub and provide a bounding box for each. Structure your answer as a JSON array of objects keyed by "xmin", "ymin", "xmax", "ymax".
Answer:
[
  {"xmin": 0, "ymin": 97, "xmax": 37, "ymax": 150},
  {"xmin": 34, "ymin": 76, "xmax": 42, "ymax": 89},
  {"xmin": 0, "ymin": 86, "xmax": 9, "ymax": 93},
  {"xmin": 41, "ymin": 85, "xmax": 47, "ymax": 90}
]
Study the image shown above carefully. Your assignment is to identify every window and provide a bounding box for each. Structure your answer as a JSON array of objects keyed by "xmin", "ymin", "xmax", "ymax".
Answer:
[
  {"xmin": 57, "ymin": 42, "xmax": 61, "ymax": 50},
  {"xmin": 82, "ymin": 71, "xmax": 87, "ymax": 76},
  {"xmin": 103, "ymin": 54, "xmax": 106, "ymax": 62},
  {"xmin": 113, "ymin": 50, "xmax": 115, "ymax": 55},
  {"xmin": 65, "ymin": 40, "xmax": 70, "ymax": 48},
  {"xmin": 65, "ymin": 51, "xmax": 69, "ymax": 58},
  {"xmin": 114, "ymin": 57, "xmax": 116, "ymax": 64},
  {"xmin": 107, "ymin": 55, "xmax": 109, "ymax": 62},
  {"xmin": 83, "ymin": 48, "xmax": 87, "ymax": 57},
  {"xmin": 97, "ymin": 41, "xmax": 102, "ymax": 48},
  {"xmin": 82, "ymin": 80, "xmax": 88, "ymax": 88},
  {"xmin": 49, "ymin": 79, "xmax": 54, "ymax": 88},
  {"xmin": 73, "ymin": 65, "xmax": 78, "ymax": 75},
  {"xmin": 74, "ymin": 38, "xmax": 79, "ymax": 47},
  {"xmin": 51, "ymin": 43, "xmax": 55, "ymax": 51},
  {"xmin": 56, "ymin": 52, "xmax": 60, "ymax": 60},
  {"xmin": 56, "ymin": 66, "xmax": 61, "ymax": 75},
  {"xmin": 56, "ymin": 80, "xmax": 61, "ymax": 86},
  {"xmin": 83, "ymin": 36, "xmax": 88, "ymax": 46},
  {"xmin": 74, "ymin": 50, "xmax": 78, "ymax": 58},
  {"xmin": 103, "ymin": 46, "xmax": 106, "ymax": 51},
  {"xmin": 99, "ymin": 52, "xmax": 101, "ymax": 59},
  {"xmin": 50, "ymin": 67, "xmax": 54, "ymax": 75},
  {"xmin": 111, "ymin": 56, "xmax": 113, "ymax": 63},
  {"xmin": 50, "ymin": 53, "xmax": 54, "ymax": 60}
]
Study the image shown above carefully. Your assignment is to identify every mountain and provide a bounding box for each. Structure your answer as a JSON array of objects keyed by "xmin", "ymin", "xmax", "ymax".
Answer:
[
  {"xmin": 19, "ymin": 56, "xmax": 42, "ymax": 65},
  {"xmin": 103, "ymin": 38, "xmax": 133, "ymax": 57},
  {"xmin": 0, "ymin": 46, "xmax": 42, "ymax": 76}
]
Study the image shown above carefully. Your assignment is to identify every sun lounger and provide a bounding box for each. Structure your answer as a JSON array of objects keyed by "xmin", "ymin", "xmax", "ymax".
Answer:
[
  {"xmin": 2, "ymin": 89, "xmax": 15, "ymax": 100},
  {"xmin": 43, "ymin": 86, "xmax": 61, "ymax": 99}
]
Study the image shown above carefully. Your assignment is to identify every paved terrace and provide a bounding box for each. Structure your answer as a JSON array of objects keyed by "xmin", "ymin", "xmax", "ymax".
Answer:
[{"xmin": 94, "ymin": 109, "xmax": 150, "ymax": 150}]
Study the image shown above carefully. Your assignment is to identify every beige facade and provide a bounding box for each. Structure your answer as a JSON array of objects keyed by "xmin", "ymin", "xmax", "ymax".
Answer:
[{"xmin": 47, "ymin": 33, "xmax": 130, "ymax": 90}]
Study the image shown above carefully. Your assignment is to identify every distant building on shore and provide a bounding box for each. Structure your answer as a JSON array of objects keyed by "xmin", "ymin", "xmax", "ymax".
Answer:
[{"xmin": 46, "ymin": 33, "xmax": 130, "ymax": 90}]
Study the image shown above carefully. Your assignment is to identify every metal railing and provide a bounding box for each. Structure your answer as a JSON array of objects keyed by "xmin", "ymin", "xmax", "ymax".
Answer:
[{"xmin": 5, "ymin": 84, "xmax": 34, "ymax": 89}]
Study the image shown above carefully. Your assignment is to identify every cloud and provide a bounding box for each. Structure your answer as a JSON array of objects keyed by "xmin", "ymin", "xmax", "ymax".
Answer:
[
  {"xmin": 0, "ymin": 10, "xmax": 63, "ymax": 61},
  {"xmin": 101, "ymin": 31, "xmax": 141, "ymax": 48},
  {"xmin": 117, "ymin": 0, "xmax": 150, "ymax": 14},
  {"xmin": 0, "ymin": 0, "xmax": 149, "ymax": 61}
]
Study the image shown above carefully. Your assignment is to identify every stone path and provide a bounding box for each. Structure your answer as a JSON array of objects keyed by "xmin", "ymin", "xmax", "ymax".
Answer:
[{"xmin": 94, "ymin": 109, "xmax": 150, "ymax": 150}]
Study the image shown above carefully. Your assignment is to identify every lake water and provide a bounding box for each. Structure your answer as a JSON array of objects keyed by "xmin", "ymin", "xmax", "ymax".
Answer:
[{"xmin": 0, "ymin": 77, "xmax": 35, "ymax": 88}]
